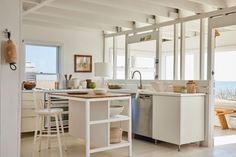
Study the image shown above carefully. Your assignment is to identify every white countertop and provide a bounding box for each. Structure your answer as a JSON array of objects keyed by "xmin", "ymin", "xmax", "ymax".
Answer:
[
  {"xmin": 154, "ymin": 92, "xmax": 206, "ymax": 97},
  {"xmin": 22, "ymin": 89, "xmax": 206, "ymax": 97}
]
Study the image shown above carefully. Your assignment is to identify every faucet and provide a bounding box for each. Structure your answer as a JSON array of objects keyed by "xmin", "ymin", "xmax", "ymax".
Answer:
[{"xmin": 131, "ymin": 70, "xmax": 143, "ymax": 89}]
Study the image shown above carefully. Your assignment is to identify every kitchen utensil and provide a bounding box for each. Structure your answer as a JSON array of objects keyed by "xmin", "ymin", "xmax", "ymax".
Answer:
[
  {"xmin": 110, "ymin": 105, "xmax": 124, "ymax": 117},
  {"xmin": 64, "ymin": 74, "xmax": 68, "ymax": 81},
  {"xmin": 68, "ymin": 74, "xmax": 72, "ymax": 80}
]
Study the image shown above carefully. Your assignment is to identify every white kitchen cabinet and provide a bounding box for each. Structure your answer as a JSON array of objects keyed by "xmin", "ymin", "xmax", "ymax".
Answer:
[
  {"xmin": 21, "ymin": 91, "xmax": 44, "ymax": 133},
  {"xmin": 152, "ymin": 93, "xmax": 205, "ymax": 150}
]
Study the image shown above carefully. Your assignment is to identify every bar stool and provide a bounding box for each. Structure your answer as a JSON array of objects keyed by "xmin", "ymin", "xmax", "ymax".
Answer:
[{"xmin": 32, "ymin": 91, "xmax": 67, "ymax": 157}]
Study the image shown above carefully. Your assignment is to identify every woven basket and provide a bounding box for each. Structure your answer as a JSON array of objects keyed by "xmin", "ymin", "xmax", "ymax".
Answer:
[
  {"xmin": 110, "ymin": 127, "xmax": 123, "ymax": 144},
  {"xmin": 173, "ymin": 86, "xmax": 185, "ymax": 93}
]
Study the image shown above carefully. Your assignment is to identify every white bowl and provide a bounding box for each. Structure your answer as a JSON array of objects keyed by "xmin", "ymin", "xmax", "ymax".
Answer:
[
  {"xmin": 93, "ymin": 89, "xmax": 107, "ymax": 95},
  {"xmin": 110, "ymin": 106, "xmax": 124, "ymax": 117}
]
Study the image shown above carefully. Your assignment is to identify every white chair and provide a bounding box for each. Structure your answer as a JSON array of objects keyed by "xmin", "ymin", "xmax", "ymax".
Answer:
[{"xmin": 32, "ymin": 91, "xmax": 67, "ymax": 157}]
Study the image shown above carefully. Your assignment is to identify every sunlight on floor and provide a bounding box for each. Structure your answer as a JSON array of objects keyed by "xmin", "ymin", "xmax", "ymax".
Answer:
[{"xmin": 214, "ymin": 134, "xmax": 236, "ymax": 146}]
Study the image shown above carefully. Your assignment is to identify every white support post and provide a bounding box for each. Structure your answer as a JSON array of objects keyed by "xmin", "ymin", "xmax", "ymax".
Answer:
[
  {"xmin": 113, "ymin": 36, "xmax": 117, "ymax": 79},
  {"xmin": 85, "ymin": 101, "xmax": 90, "ymax": 157},
  {"xmin": 174, "ymin": 24, "xmax": 180, "ymax": 80},
  {"xmin": 180, "ymin": 22, "xmax": 186, "ymax": 80},
  {"xmin": 156, "ymin": 28, "xmax": 162, "ymax": 80},
  {"xmin": 102, "ymin": 32, "xmax": 105, "ymax": 62},
  {"xmin": 202, "ymin": 18, "xmax": 216, "ymax": 147},
  {"xmin": 200, "ymin": 18, "xmax": 206, "ymax": 80},
  {"xmin": 125, "ymin": 34, "xmax": 130, "ymax": 79}
]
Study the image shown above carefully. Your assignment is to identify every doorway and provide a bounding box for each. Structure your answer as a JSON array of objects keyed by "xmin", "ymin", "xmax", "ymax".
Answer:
[{"xmin": 208, "ymin": 13, "xmax": 236, "ymax": 146}]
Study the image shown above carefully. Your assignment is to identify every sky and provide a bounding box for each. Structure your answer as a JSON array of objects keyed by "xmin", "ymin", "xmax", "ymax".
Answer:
[
  {"xmin": 25, "ymin": 44, "xmax": 57, "ymax": 74},
  {"xmin": 215, "ymin": 51, "xmax": 236, "ymax": 81}
]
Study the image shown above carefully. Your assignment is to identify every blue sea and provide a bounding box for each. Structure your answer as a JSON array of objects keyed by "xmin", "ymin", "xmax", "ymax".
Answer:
[
  {"xmin": 215, "ymin": 81, "xmax": 236, "ymax": 91},
  {"xmin": 215, "ymin": 81, "xmax": 236, "ymax": 99}
]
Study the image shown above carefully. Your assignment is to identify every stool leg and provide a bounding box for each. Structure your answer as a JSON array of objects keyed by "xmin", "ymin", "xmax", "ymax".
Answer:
[
  {"xmin": 55, "ymin": 115, "xmax": 63, "ymax": 157},
  {"xmin": 38, "ymin": 116, "xmax": 44, "ymax": 152},
  {"xmin": 59, "ymin": 113, "xmax": 67, "ymax": 151},
  {"xmin": 47, "ymin": 115, "xmax": 51, "ymax": 149},
  {"xmin": 32, "ymin": 116, "xmax": 39, "ymax": 157}
]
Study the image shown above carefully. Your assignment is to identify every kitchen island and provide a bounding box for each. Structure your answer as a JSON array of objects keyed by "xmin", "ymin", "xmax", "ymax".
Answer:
[{"xmin": 48, "ymin": 92, "xmax": 132, "ymax": 157}]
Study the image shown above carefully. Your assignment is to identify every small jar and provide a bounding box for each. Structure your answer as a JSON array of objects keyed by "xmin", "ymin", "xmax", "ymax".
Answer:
[
  {"xmin": 186, "ymin": 80, "xmax": 197, "ymax": 93},
  {"xmin": 86, "ymin": 79, "xmax": 92, "ymax": 88}
]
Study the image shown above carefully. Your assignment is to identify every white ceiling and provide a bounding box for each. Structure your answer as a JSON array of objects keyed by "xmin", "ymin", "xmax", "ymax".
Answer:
[{"xmin": 22, "ymin": 0, "xmax": 236, "ymax": 33}]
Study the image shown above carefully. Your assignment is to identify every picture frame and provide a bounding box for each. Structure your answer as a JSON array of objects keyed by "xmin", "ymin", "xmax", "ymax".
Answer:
[{"xmin": 74, "ymin": 55, "xmax": 92, "ymax": 72}]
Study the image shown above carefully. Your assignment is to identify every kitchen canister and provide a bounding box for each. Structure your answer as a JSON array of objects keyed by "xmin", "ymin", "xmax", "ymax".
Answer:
[{"xmin": 186, "ymin": 80, "xmax": 197, "ymax": 93}]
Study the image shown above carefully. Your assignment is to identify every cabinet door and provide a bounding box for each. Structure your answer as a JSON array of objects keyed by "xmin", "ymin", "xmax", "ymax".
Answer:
[
  {"xmin": 153, "ymin": 95, "xmax": 180, "ymax": 145},
  {"xmin": 180, "ymin": 96, "xmax": 205, "ymax": 144}
]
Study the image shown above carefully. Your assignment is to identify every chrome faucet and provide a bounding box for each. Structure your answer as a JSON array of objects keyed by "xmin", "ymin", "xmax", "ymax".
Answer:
[{"xmin": 132, "ymin": 70, "xmax": 143, "ymax": 89}]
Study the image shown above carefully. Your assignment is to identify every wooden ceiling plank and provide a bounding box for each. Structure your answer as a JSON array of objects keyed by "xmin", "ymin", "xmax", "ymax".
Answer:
[
  {"xmin": 79, "ymin": 0, "xmax": 177, "ymax": 19},
  {"xmin": 33, "ymin": 6, "xmax": 133, "ymax": 28},
  {"xmin": 23, "ymin": 13, "xmax": 117, "ymax": 31},
  {"xmin": 45, "ymin": 0, "xmax": 152, "ymax": 23},
  {"xmin": 140, "ymin": 0, "xmax": 213, "ymax": 13}
]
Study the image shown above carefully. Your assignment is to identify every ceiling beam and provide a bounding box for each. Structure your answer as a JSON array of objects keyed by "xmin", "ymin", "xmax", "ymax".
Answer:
[
  {"xmin": 79, "ymin": 0, "xmax": 178, "ymax": 19},
  {"xmin": 189, "ymin": 0, "xmax": 228, "ymax": 8},
  {"xmin": 23, "ymin": 0, "xmax": 57, "ymax": 16},
  {"xmin": 23, "ymin": 13, "xmax": 116, "ymax": 32},
  {"xmin": 23, "ymin": 0, "xmax": 40, "ymax": 5},
  {"xmin": 46, "ymin": 0, "xmax": 152, "ymax": 23},
  {"xmin": 139, "ymin": 0, "xmax": 213, "ymax": 13},
  {"xmin": 33, "ymin": 6, "xmax": 133, "ymax": 28}
]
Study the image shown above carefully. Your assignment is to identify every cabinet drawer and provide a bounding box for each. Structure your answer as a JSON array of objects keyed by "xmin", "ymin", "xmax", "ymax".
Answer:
[
  {"xmin": 22, "ymin": 92, "xmax": 34, "ymax": 101},
  {"xmin": 22, "ymin": 108, "xmax": 36, "ymax": 117},
  {"xmin": 22, "ymin": 92, "xmax": 44, "ymax": 101},
  {"xmin": 21, "ymin": 117, "xmax": 38, "ymax": 133},
  {"xmin": 22, "ymin": 100, "xmax": 35, "ymax": 108}
]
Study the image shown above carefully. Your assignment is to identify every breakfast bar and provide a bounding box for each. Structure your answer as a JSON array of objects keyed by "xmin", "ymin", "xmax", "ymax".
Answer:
[{"xmin": 48, "ymin": 92, "xmax": 132, "ymax": 157}]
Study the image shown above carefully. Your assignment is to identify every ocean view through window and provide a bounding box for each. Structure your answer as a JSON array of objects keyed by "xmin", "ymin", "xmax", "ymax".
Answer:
[{"xmin": 25, "ymin": 44, "xmax": 59, "ymax": 89}]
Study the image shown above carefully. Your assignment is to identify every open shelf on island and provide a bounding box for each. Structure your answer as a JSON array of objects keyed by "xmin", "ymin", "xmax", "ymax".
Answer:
[
  {"xmin": 90, "ymin": 115, "xmax": 130, "ymax": 125},
  {"xmin": 90, "ymin": 140, "xmax": 130, "ymax": 154}
]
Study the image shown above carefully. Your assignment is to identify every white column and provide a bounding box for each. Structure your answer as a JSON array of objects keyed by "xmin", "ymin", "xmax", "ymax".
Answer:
[
  {"xmin": 0, "ymin": 0, "xmax": 21, "ymax": 157},
  {"xmin": 156, "ymin": 28, "xmax": 162, "ymax": 80},
  {"xmin": 180, "ymin": 22, "xmax": 186, "ymax": 80},
  {"xmin": 174, "ymin": 24, "xmax": 180, "ymax": 80},
  {"xmin": 200, "ymin": 18, "xmax": 206, "ymax": 80},
  {"xmin": 113, "ymin": 36, "xmax": 117, "ymax": 79}
]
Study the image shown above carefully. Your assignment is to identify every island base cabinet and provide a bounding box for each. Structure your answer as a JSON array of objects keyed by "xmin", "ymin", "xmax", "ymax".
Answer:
[{"xmin": 153, "ymin": 95, "xmax": 205, "ymax": 147}]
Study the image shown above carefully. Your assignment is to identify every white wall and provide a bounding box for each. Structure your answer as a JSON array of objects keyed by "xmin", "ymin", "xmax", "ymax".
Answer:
[
  {"xmin": 0, "ymin": 0, "xmax": 21, "ymax": 157},
  {"xmin": 22, "ymin": 24, "xmax": 103, "ymax": 86}
]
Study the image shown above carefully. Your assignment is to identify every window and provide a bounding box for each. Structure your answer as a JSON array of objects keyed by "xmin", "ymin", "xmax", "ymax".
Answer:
[
  {"xmin": 116, "ymin": 35, "xmax": 126, "ymax": 79},
  {"xmin": 161, "ymin": 25, "xmax": 174, "ymax": 80},
  {"xmin": 25, "ymin": 44, "xmax": 59, "ymax": 89},
  {"xmin": 128, "ymin": 40, "xmax": 156, "ymax": 80},
  {"xmin": 104, "ymin": 37, "xmax": 113, "ymax": 79},
  {"xmin": 105, "ymin": 35, "xmax": 126, "ymax": 79}
]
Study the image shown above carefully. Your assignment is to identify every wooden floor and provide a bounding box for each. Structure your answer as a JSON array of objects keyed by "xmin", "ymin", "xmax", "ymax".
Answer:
[{"xmin": 21, "ymin": 132, "xmax": 236, "ymax": 157}]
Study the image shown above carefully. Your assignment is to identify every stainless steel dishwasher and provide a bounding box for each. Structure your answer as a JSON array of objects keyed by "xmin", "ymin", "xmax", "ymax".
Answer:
[{"xmin": 132, "ymin": 94, "xmax": 153, "ymax": 138}]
